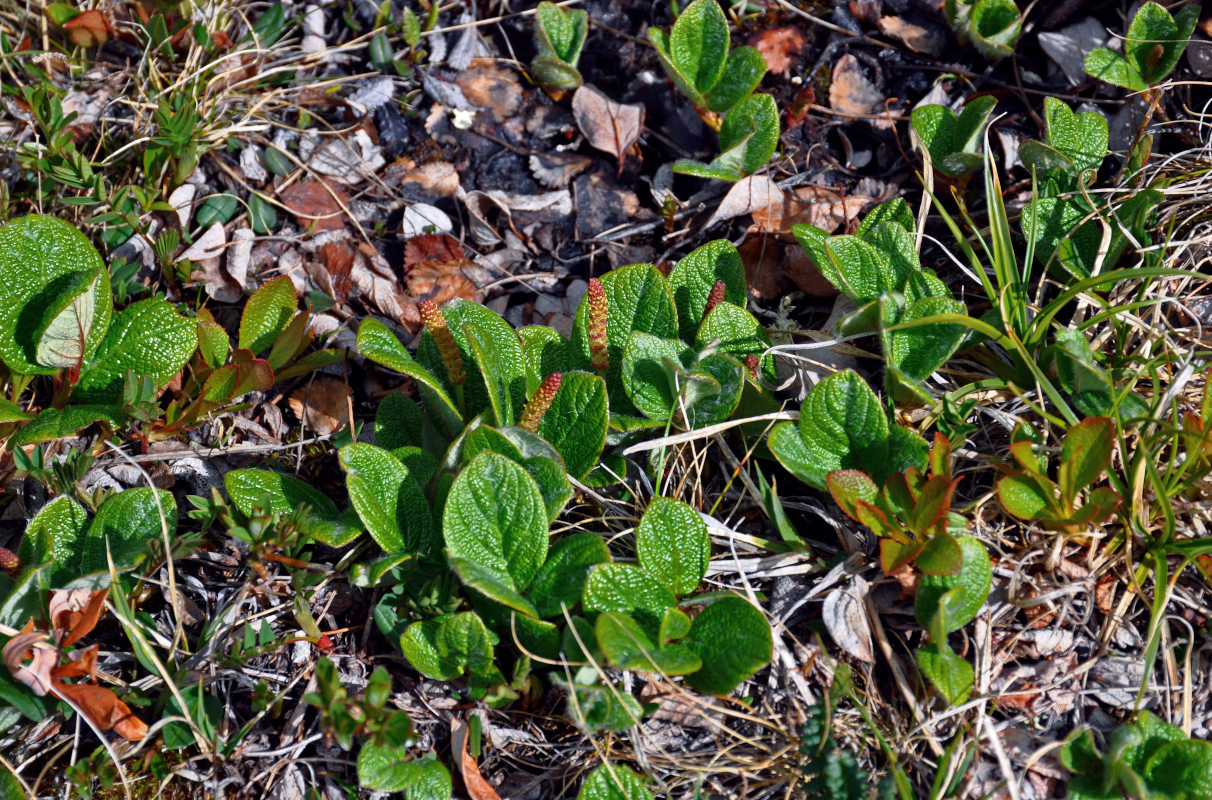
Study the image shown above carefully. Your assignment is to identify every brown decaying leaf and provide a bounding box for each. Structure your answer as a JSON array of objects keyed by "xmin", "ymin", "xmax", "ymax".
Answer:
[
  {"xmin": 63, "ymin": 10, "xmax": 113, "ymax": 47},
  {"xmin": 288, "ymin": 377, "xmax": 352, "ymax": 436},
  {"xmin": 571, "ymin": 86, "xmax": 645, "ymax": 174},
  {"xmin": 706, "ymin": 175, "xmax": 783, "ymax": 229},
  {"xmin": 50, "ymin": 588, "xmax": 109, "ymax": 648},
  {"xmin": 877, "ymin": 16, "xmax": 944, "ymax": 56},
  {"xmin": 822, "ymin": 579, "xmax": 875, "ymax": 663},
  {"xmin": 452, "ymin": 717, "xmax": 502, "ymax": 800},
  {"xmin": 750, "ymin": 185, "xmax": 874, "ymax": 233},
  {"xmin": 318, "ymin": 241, "xmax": 356, "ymax": 303},
  {"xmin": 829, "ymin": 54, "xmax": 894, "ymax": 130},
  {"xmin": 848, "ymin": 0, "xmax": 882, "ymax": 25},
  {"xmin": 278, "ymin": 179, "xmax": 351, "ymax": 233},
  {"xmin": 3, "ymin": 628, "xmax": 56, "ymax": 695},
  {"xmin": 748, "ymin": 27, "xmax": 806, "ymax": 75},
  {"xmin": 453, "ymin": 59, "xmax": 522, "ymax": 122},
  {"xmin": 739, "ymin": 236, "xmax": 837, "ymax": 300}
]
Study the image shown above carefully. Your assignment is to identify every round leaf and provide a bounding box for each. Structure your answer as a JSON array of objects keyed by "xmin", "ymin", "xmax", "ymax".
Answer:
[
  {"xmin": 683, "ymin": 596, "xmax": 771, "ymax": 695},
  {"xmin": 635, "ymin": 498, "xmax": 709, "ymax": 597}
]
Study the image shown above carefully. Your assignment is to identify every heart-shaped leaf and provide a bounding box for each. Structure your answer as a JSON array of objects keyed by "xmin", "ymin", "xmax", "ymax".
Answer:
[
  {"xmin": 536, "ymin": 371, "xmax": 609, "ymax": 480},
  {"xmin": 339, "ymin": 443, "xmax": 431, "ymax": 553},
  {"xmin": 443, "ymin": 451, "xmax": 548, "ymax": 593},
  {"xmin": 528, "ymin": 531, "xmax": 610, "ymax": 618},
  {"xmin": 683, "ymin": 595, "xmax": 772, "ymax": 695},
  {"xmin": 910, "ymin": 97, "xmax": 996, "ymax": 178},
  {"xmin": 74, "ymin": 297, "xmax": 198, "ymax": 402},
  {"xmin": 0, "ymin": 215, "xmax": 113, "ymax": 376},
  {"xmin": 635, "ymin": 498, "xmax": 709, "ymax": 597}
]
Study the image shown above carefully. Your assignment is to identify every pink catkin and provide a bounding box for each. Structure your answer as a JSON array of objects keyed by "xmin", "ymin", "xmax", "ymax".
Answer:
[
  {"xmin": 420, "ymin": 300, "xmax": 465, "ymax": 386},
  {"xmin": 587, "ymin": 278, "xmax": 609, "ymax": 373},
  {"xmin": 703, "ymin": 280, "xmax": 727, "ymax": 321},
  {"xmin": 519, "ymin": 372, "xmax": 562, "ymax": 432}
]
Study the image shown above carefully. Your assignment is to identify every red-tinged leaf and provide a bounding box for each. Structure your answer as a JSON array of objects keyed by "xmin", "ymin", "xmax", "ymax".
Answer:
[
  {"xmin": 49, "ymin": 588, "xmax": 108, "ymax": 649},
  {"xmin": 2, "ymin": 629, "xmax": 56, "ymax": 696},
  {"xmin": 907, "ymin": 476, "xmax": 957, "ymax": 536},
  {"xmin": 916, "ymin": 532, "xmax": 963, "ymax": 576},
  {"xmin": 997, "ymin": 472, "xmax": 1052, "ymax": 520},
  {"xmin": 1085, "ymin": 486, "xmax": 1121, "ymax": 523},
  {"xmin": 880, "ymin": 537, "xmax": 924, "ymax": 575},
  {"xmin": 63, "ymin": 10, "xmax": 112, "ymax": 47},
  {"xmin": 52, "ymin": 680, "xmax": 147, "ymax": 741},
  {"xmin": 879, "ymin": 472, "xmax": 916, "ymax": 520},
  {"xmin": 1059, "ymin": 417, "xmax": 1114, "ymax": 503},
  {"xmin": 930, "ymin": 433, "xmax": 952, "ymax": 480},
  {"xmin": 856, "ymin": 500, "xmax": 897, "ymax": 540},
  {"xmin": 203, "ymin": 351, "xmax": 274, "ymax": 404},
  {"xmin": 827, "ymin": 470, "xmax": 878, "ymax": 520}
]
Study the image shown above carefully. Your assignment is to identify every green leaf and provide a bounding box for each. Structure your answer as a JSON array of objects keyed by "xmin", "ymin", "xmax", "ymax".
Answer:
[
  {"xmin": 519, "ymin": 326, "xmax": 576, "ymax": 392},
  {"xmin": 668, "ymin": 239, "xmax": 747, "ymax": 342},
  {"xmin": 914, "ymin": 536, "xmax": 992, "ymax": 632},
  {"xmin": 695, "ymin": 302, "xmax": 776, "ymax": 384},
  {"xmin": 659, "ymin": 607, "xmax": 692, "ymax": 642},
  {"xmin": 30, "ymin": 269, "xmax": 98, "ymax": 370},
  {"xmin": 635, "ymin": 498, "xmax": 709, "ymax": 596},
  {"xmin": 449, "ymin": 555, "xmax": 539, "ymax": 618},
  {"xmin": 1126, "ymin": 2, "xmax": 1199, "ymax": 85},
  {"xmin": 239, "ymin": 276, "xmax": 296, "ymax": 355},
  {"xmin": 532, "ymin": 56, "xmax": 583, "ymax": 90},
  {"xmin": 792, "ymin": 230, "xmax": 897, "ymax": 304},
  {"xmin": 535, "ymin": 2, "xmax": 587, "ymax": 64},
  {"xmin": 195, "ymin": 316, "xmax": 229, "ymax": 369},
  {"xmin": 716, "ymin": 92, "xmax": 780, "ymax": 176},
  {"xmin": 1041, "ymin": 97, "xmax": 1108, "ymax": 177},
  {"xmin": 1059, "ymin": 728, "xmax": 1104, "ymax": 774},
  {"xmin": 769, "ymin": 370, "xmax": 889, "ymax": 490},
  {"xmin": 196, "ymin": 194, "xmax": 238, "ymax": 227},
  {"xmin": 401, "ymin": 619, "xmax": 464, "ymax": 681},
  {"xmin": 997, "ymin": 472, "xmax": 1052, "ymax": 520},
  {"xmin": 916, "ymin": 642, "xmax": 974, "ymax": 705},
  {"xmin": 417, "ymin": 300, "xmax": 526, "ymax": 424},
  {"xmin": 856, "ymin": 198, "xmax": 915, "ymax": 238},
  {"xmin": 621, "ymin": 332, "xmax": 692, "ymax": 422},
  {"xmin": 0, "ymin": 398, "xmax": 33, "ymax": 423},
  {"xmin": 19, "ymin": 495, "xmax": 89, "ymax": 584},
  {"xmin": 1124, "ymin": 710, "xmax": 1188, "ymax": 775},
  {"xmin": 1084, "ymin": 47, "xmax": 1147, "ymax": 91},
  {"xmin": 161, "ymin": 683, "xmax": 224, "ymax": 749},
  {"xmin": 595, "ymin": 612, "xmax": 702, "ymax": 675},
  {"xmin": 683, "ymin": 596, "xmax": 772, "ymax": 695},
  {"xmin": 1143, "ymin": 740, "xmax": 1212, "ymax": 799},
  {"xmin": 73, "ymin": 297, "xmax": 198, "ymax": 401},
  {"xmin": 358, "ymin": 746, "xmax": 451, "ymax": 799},
  {"xmin": 827, "ymin": 470, "xmax": 880, "ymax": 520},
  {"xmin": 248, "ymin": 193, "xmax": 277, "ymax": 234},
  {"xmin": 910, "ymin": 98, "xmax": 995, "ymax": 178},
  {"xmin": 582, "ymin": 563, "xmax": 676, "ymax": 624},
  {"xmin": 648, "ymin": 28, "xmax": 706, "ymax": 108},
  {"xmin": 684, "ymin": 353, "xmax": 743, "ymax": 427},
  {"xmin": 357, "ymin": 319, "xmax": 461, "ymax": 434},
  {"xmin": 705, "ymin": 46, "xmax": 766, "ymax": 112},
  {"xmin": 963, "ymin": 0, "xmax": 1022, "ymax": 59},
  {"xmin": 576, "ymin": 763, "xmax": 656, "ymax": 800},
  {"xmin": 534, "ymin": 371, "xmax": 608, "ymax": 481},
  {"xmin": 339, "ymin": 443, "xmax": 431, "ymax": 552},
  {"xmin": 81, "ymin": 488, "xmax": 175, "ymax": 578},
  {"xmin": 669, "ymin": 0, "xmax": 729, "ymax": 96},
  {"xmin": 527, "ymin": 532, "xmax": 610, "ymax": 618},
  {"xmin": 0, "ymin": 215, "xmax": 113, "ymax": 376},
  {"xmin": 443, "ymin": 451, "xmax": 548, "ymax": 591},
  {"xmin": 436, "ymin": 611, "xmax": 496, "ymax": 676},
  {"xmin": 1021, "ymin": 196, "xmax": 1100, "ymax": 280},
  {"xmin": 9, "ymin": 405, "xmax": 123, "ymax": 448},
  {"xmin": 571, "ymin": 263, "xmax": 678, "ymax": 412},
  {"xmin": 881, "ymin": 295, "xmax": 966, "ymax": 382},
  {"xmin": 225, "ymin": 468, "xmax": 361, "ymax": 547},
  {"xmin": 1059, "ymin": 417, "xmax": 1114, "ymax": 499},
  {"xmin": 375, "ymin": 392, "xmax": 424, "ymax": 451}
]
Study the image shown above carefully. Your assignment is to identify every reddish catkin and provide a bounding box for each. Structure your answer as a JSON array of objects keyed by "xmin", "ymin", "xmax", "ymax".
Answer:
[
  {"xmin": 420, "ymin": 299, "xmax": 465, "ymax": 386},
  {"xmin": 519, "ymin": 372, "xmax": 562, "ymax": 432},
  {"xmin": 587, "ymin": 278, "xmax": 609, "ymax": 373},
  {"xmin": 0, "ymin": 547, "xmax": 19, "ymax": 579},
  {"xmin": 744, "ymin": 354, "xmax": 760, "ymax": 381},
  {"xmin": 702, "ymin": 280, "xmax": 726, "ymax": 321}
]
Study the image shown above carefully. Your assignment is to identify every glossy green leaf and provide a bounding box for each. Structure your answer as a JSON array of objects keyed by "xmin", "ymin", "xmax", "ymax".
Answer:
[
  {"xmin": 997, "ymin": 472, "xmax": 1052, "ymax": 520},
  {"xmin": 577, "ymin": 763, "xmax": 655, "ymax": 800},
  {"xmin": 357, "ymin": 319, "xmax": 461, "ymax": 433},
  {"xmin": 695, "ymin": 302, "xmax": 776, "ymax": 384},
  {"xmin": 1021, "ymin": 196, "xmax": 1101, "ymax": 279},
  {"xmin": 910, "ymin": 97, "xmax": 996, "ymax": 178},
  {"xmin": 668, "ymin": 0, "xmax": 729, "ymax": 96},
  {"xmin": 0, "ymin": 215, "xmax": 113, "ymax": 376},
  {"xmin": 582, "ymin": 563, "xmax": 676, "ymax": 623},
  {"xmin": 535, "ymin": 1, "xmax": 587, "ymax": 64},
  {"xmin": 1123, "ymin": 710, "xmax": 1188, "ymax": 775},
  {"xmin": 81, "ymin": 488, "xmax": 176, "ymax": 578},
  {"xmin": 716, "ymin": 92, "xmax": 780, "ymax": 176},
  {"xmin": 792, "ymin": 229, "xmax": 897, "ymax": 304},
  {"xmin": 705, "ymin": 46, "xmax": 766, "ymax": 112},
  {"xmin": 1125, "ymin": 2, "xmax": 1199, "ymax": 85},
  {"xmin": 1059, "ymin": 417, "xmax": 1114, "ymax": 498},
  {"xmin": 8, "ymin": 405, "xmax": 123, "ymax": 448},
  {"xmin": 595, "ymin": 612, "xmax": 701, "ymax": 675},
  {"xmin": 882, "ymin": 295, "xmax": 966, "ymax": 381},
  {"xmin": 225, "ymin": 468, "xmax": 362, "ymax": 547},
  {"xmin": 19, "ymin": 495, "xmax": 89, "ymax": 583},
  {"xmin": 683, "ymin": 596, "xmax": 772, "ymax": 695},
  {"xmin": 683, "ymin": 353, "xmax": 742, "ymax": 427},
  {"xmin": 916, "ymin": 642, "xmax": 974, "ymax": 705},
  {"xmin": 443, "ymin": 451, "xmax": 548, "ymax": 591},
  {"xmin": 1083, "ymin": 47, "xmax": 1147, "ymax": 91},
  {"xmin": 239, "ymin": 276, "xmax": 297, "ymax": 355},
  {"xmin": 1144, "ymin": 740, "xmax": 1212, "ymax": 800},
  {"xmin": 375, "ymin": 392, "xmax": 424, "ymax": 451},
  {"xmin": 449, "ymin": 555, "xmax": 539, "ymax": 618},
  {"xmin": 668, "ymin": 239, "xmax": 747, "ymax": 341},
  {"xmin": 914, "ymin": 536, "xmax": 992, "ymax": 631},
  {"xmin": 621, "ymin": 331, "xmax": 692, "ymax": 422},
  {"xmin": 417, "ymin": 300, "xmax": 526, "ymax": 424},
  {"xmin": 73, "ymin": 297, "xmax": 198, "ymax": 401},
  {"xmin": 635, "ymin": 498, "xmax": 709, "ymax": 597},
  {"xmin": 528, "ymin": 531, "xmax": 610, "ymax": 618},
  {"xmin": 536, "ymin": 371, "xmax": 608, "ymax": 480},
  {"xmin": 856, "ymin": 198, "xmax": 915, "ymax": 238},
  {"xmin": 340, "ymin": 443, "xmax": 431, "ymax": 553}
]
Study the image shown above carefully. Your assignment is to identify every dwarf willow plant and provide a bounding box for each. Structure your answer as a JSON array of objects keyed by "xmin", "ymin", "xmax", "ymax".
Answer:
[
  {"xmin": 1084, "ymin": 2, "xmax": 1197, "ymax": 94},
  {"xmin": 944, "ymin": 0, "xmax": 1023, "ymax": 60},
  {"xmin": 0, "ymin": 215, "xmax": 197, "ymax": 447},
  {"xmin": 1061, "ymin": 711, "xmax": 1212, "ymax": 800},
  {"xmin": 649, "ymin": 0, "xmax": 779, "ymax": 179},
  {"xmin": 531, "ymin": 1, "xmax": 588, "ymax": 93}
]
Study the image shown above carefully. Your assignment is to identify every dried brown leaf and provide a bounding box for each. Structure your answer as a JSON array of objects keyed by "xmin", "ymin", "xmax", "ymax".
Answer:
[
  {"xmin": 877, "ymin": 16, "xmax": 944, "ymax": 56},
  {"xmin": 3, "ymin": 629, "xmax": 56, "ymax": 696},
  {"xmin": 50, "ymin": 588, "xmax": 109, "ymax": 649},
  {"xmin": 829, "ymin": 54, "xmax": 894, "ymax": 130},
  {"xmin": 288, "ymin": 377, "xmax": 351, "ymax": 436},
  {"xmin": 748, "ymin": 27, "xmax": 806, "ymax": 75},
  {"xmin": 278, "ymin": 179, "xmax": 351, "ymax": 233},
  {"xmin": 571, "ymin": 86, "xmax": 644, "ymax": 172},
  {"xmin": 822, "ymin": 578, "xmax": 874, "ymax": 663}
]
